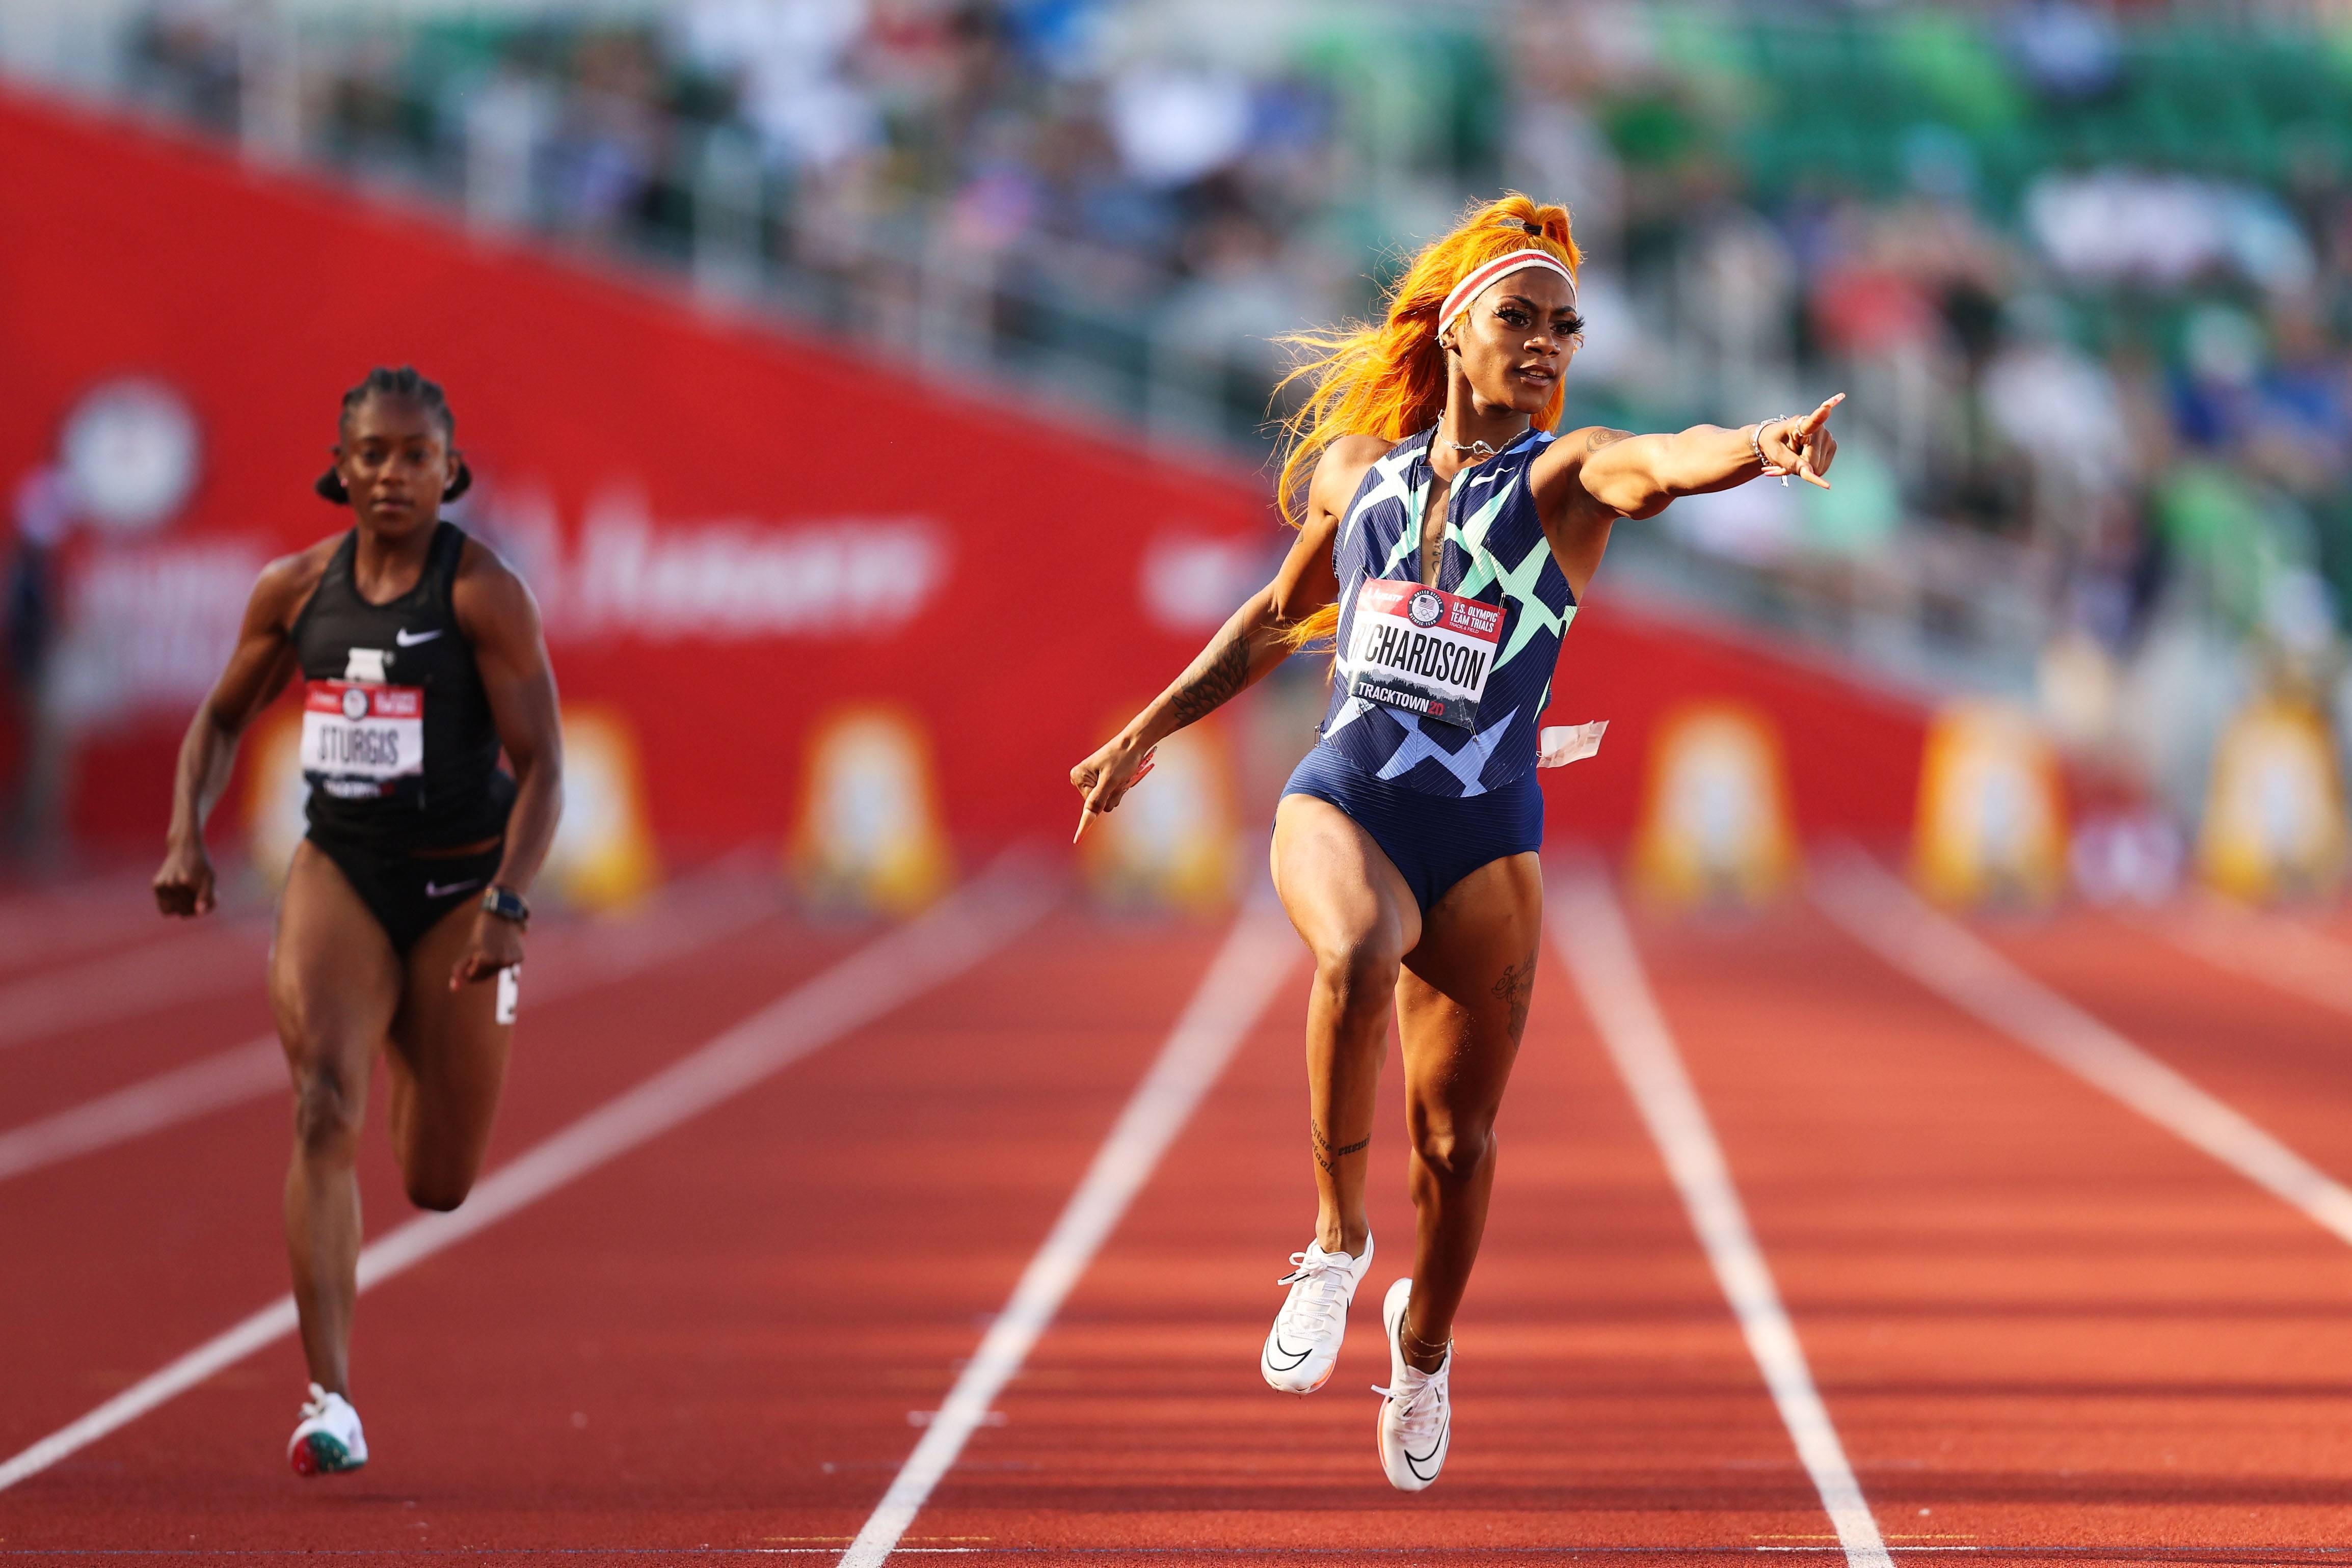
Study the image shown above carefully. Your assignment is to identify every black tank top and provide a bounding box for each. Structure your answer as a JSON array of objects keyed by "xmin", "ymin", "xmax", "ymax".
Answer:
[{"xmin": 289, "ymin": 520, "xmax": 515, "ymax": 850}]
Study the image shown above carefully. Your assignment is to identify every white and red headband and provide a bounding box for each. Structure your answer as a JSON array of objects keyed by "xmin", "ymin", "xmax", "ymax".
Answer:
[{"xmin": 1438, "ymin": 248, "xmax": 1576, "ymax": 337}]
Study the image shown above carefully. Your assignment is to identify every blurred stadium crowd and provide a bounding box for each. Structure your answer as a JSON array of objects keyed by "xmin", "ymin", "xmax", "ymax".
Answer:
[{"xmin": 14, "ymin": 0, "xmax": 2352, "ymax": 831}]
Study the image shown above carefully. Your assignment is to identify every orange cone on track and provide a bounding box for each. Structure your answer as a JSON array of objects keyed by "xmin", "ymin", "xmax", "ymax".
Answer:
[
  {"xmin": 1629, "ymin": 700, "xmax": 1797, "ymax": 908},
  {"xmin": 789, "ymin": 703, "xmax": 955, "ymax": 914},
  {"xmin": 1911, "ymin": 700, "xmax": 2067, "ymax": 908},
  {"xmin": 542, "ymin": 704, "xmax": 661, "ymax": 912},
  {"xmin": 243, "ymin": 708, "xmax": 308, "ymax": 886},
  {"xmin": 2197, "ymin": 697, "xmax": 2346, "ymax": 903}
]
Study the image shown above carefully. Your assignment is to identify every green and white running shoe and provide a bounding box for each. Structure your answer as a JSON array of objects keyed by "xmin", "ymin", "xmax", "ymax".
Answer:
[{"xmin": 287, "ymin": 1383, "xmax": 368, "ymax": 1476}]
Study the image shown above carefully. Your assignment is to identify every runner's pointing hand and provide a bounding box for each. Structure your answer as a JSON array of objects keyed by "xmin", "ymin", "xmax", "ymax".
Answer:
[
  {"xmin": 1761, "ymin": 393, "xmax": 1844, "ymax": 490},
  {"xmin": 1070, "ymin": 738, "xmax": 1156, "ymax": 842}
]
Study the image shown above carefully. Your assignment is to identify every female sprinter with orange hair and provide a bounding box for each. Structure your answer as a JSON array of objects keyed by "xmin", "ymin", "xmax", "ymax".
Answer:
[{"xmin": 1070, "ymin": 194, "xmax": 1841, "ymax": 1489}]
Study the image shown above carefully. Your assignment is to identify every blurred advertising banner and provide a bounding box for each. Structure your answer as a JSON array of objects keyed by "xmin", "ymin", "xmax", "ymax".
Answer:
[
  {"xmin": 0, "ymin": 90, "xmax": 1930, "ymax": 862},
  {"xmin": 0, "ymin": 91, "xmax": 1281, "ymax": 859}
]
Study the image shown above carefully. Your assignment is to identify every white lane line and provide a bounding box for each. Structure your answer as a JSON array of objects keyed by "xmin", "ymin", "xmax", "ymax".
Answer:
[
  {"xmin": 2134, "ymin": 893, "xmax": 2352, "ymax": 1020},
  {"xmin": 839, "ymin": 895, "xmax": 1300, "ymax": 1568},
  {"xmin": 0, "ymin": 870, "xmax": 782, "ymax": 1185},
  {"xmin": 0, "ymin": 1039, "xmax": 283, "ymax": 1184},
  {"xmin": 0, "ymin": 869, "xmax": 1053, "ymax": 1495},
  {"xmin": 1552, "ymin": 861, "xmax": 1892, "ymax": 1568},
  {"xmin": 0, "ymin": 921, "xmax": 270, "ymax": 1051},
  {"xmin": 1813, "ymin": 850, "xmax": 2352, "ymax": 1249},
  {"xmin": 0, "ymin": 871, "xmax": 158, "ymax": 970}
]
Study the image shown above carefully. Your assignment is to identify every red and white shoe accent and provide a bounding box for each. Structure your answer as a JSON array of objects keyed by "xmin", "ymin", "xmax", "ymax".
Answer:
[{"xmin": 287, "ymin": 1383, "xmax": 368, "ymax": 1476}]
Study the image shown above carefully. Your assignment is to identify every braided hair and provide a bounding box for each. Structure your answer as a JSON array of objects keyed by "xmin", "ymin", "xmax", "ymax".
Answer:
[{"xmin": 314, "ymin": 365, "xmax": 474, "ymax": 505}]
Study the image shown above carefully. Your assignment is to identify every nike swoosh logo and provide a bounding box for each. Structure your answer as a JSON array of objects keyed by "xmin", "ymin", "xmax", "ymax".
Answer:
[
  {"xmin": 1467, "ymin": 470, "xmax": 1501, "ymax": 485},
  {"xmin": 424, "ymin": 878, "xmax": 482, "ymax": 899},
  {"xmin": 1264, "ymin": 1337, "xmax": 1313, "ymax": 1371},
  {"xmin": 395, "ymin": 628, "xmax": 444, "ymax": 646},
  {"xmin": 1404, "ymin": 1416, "xmax": 1448, "ymax": 1478}
]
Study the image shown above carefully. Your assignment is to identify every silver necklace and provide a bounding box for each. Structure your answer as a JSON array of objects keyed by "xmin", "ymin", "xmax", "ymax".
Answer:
[{"xmin": 1434, "ymin": 427, "xmax": 1523, "ymax": 459}]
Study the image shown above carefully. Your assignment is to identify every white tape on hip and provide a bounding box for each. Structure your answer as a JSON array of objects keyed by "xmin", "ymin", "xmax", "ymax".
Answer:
[{"xmin": 1538, "ymin": 721, "xmax": 1608, "ymax": 768}]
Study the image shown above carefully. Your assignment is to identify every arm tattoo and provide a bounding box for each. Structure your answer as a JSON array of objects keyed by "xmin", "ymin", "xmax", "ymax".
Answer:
[
  {"xmin": 1162, "ymin": 628, "xmax": 1251, "ymax": 729},
  {"xmin": 1311, "ymin": 1121, "xmax": 1370, "ymax": 1175},
  {"xmin": 1492, "ymin": 955, "xmax": 1537, "ymax": 1044},
  {"xmin": 1585, "ymin": 428, "xmax": 1633, "ymax": 452}
]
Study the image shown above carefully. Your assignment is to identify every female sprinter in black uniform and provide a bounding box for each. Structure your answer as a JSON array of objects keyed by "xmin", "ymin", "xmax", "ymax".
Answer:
[
  {"xmin": 153, "ymin": 366, "xmax": 563, "ymax": 1475},
  {"xmin": 1071, "ymin": 195, "xmax": 1840, "ymax": 1490}
]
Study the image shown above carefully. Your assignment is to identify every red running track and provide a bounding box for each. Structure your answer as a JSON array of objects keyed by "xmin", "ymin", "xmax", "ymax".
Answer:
[{"xmin": 4, "ymin": 862, "xmax": 2352, "ymax": 1564}]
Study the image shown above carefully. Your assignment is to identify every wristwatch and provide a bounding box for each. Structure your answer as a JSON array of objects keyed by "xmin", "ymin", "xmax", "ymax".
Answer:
[{"xmin": 480, "ymin": 884, "xmax": 530, "ymax": 928}]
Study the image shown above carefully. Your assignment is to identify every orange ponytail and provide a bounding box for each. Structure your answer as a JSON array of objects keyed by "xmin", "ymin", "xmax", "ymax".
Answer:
[{"xmin": 1271, "ymin": 193, "xmax": 1580, "ymax": 650}]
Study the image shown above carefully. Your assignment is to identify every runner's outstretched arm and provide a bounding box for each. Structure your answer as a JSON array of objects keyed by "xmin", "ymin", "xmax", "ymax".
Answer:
[
  {"xmin": 1568, "ymin": 393, "xmax": 1844, "ymax": 516},
  {"xmin": 1531, "ymin": 395, "xmax": 1844, "ymax": 596},
  {"xmin": 1068, "ymin": 441, "xmax": 1370, "ymax": 837}
]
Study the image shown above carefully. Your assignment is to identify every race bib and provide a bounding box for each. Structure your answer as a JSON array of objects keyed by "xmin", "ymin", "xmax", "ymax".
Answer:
[
  {"xmin": 302, "ymin": 680, "xmax": 424, "ymax": 800},
  {"xmin": 1344, "ymin": 579, "xmax": 1503, "ymax": 732}
]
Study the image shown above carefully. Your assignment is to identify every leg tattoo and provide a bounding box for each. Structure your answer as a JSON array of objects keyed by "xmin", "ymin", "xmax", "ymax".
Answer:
[
  {"xmin": 1492, "ymin": 954, "xmax": 1537, "ymax": 1044},
  {"xmin": 1311, "ymin": 1121, "xmax": 1370, "ymax": 1175}
]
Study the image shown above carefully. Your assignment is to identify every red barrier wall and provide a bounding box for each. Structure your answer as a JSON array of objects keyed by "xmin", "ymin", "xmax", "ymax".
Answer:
[{"xmin": 0, "ymin": 89, "xmax": 1925, "ymax": 857}]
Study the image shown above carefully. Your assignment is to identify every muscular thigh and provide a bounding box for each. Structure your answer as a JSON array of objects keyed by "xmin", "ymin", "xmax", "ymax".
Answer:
[
  {"xmin": 1395, "ymin": 852, "xmax": 1543, "ymax": 1113},
  {"xmin": 272, "ymin": 842, "xmax": 402, "ymax": 1079},
  {"xmin": 386, "ymin": 897, "xmax": 512, "ymax": 1148},
  {"xmin": 1272, "ymin": 792, "xmax": 1421, "ymax": 964}
]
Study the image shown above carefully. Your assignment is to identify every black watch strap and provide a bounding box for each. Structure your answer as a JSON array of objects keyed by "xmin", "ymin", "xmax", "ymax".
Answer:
[{"xmin": 480, "ymin": 884, "xmax": 530, "ymax": 926}]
